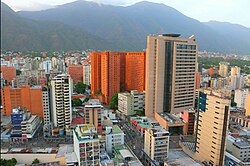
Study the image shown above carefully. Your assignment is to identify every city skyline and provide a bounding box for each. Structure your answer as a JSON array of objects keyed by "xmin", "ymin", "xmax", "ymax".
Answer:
[{"xmin": 3, "ymin": 0, "xmax": 250, "ymax": 28}]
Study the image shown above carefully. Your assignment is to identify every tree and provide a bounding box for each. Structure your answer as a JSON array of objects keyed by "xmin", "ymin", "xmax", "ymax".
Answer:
[
  {"xmin": 16, "ymin": 69, "xmax": 21, "ymax": 76},
  {"xmin": 84, "ymin": 97, "xmax": 89, "ymax": 103},
  {"xmin": 32, "ymin": 158, "xmax": 40, "ymax": 164},
  {"xmin": 110, "ymin": 93, "xmax": 118, "ymax": 109},
  {"xmin": 72, "ymin": 98, "xmax": 83, "ymax": 107},
  {"xmin": 75, "ymin": 82, "xmax": 86, "ymax": 94},
  {"xmin": 0, "ymin": 158, "xmax": 17, "ymax": 166}
]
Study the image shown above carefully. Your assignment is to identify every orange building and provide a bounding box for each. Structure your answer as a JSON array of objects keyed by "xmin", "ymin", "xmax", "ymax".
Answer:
[
  {"xmin": 1, "ymin": 86, "xmax": 44, "ymax": 118},
  {"xmin": 68, "ymin": 64, "xmax": 84, "ymax": 83},
  {"xmin": 209, "ymin": 68, "xmax": 213, "ymax": 76},
  {"xmin": 126, "ymin": 52, "xmax": 145, "ymax": 91},
  {"xmin": 0, "ymin": 66, "xmax": 16, "ymax": 83},
  {"xmin": 196, "ymin": 72, "xmax": 201, "ymax": 89},
  {"xmin": 91, "ymin": 52, "xmax": 145, "ymax": 104}
]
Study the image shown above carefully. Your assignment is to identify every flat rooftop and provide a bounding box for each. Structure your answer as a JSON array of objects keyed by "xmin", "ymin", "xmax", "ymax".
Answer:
[
  {"xmin": 73, "ymin": 124, "xmax": 98, "ymax": 141},
  {"xmin": 166, "ymin": 150, "xmax": 202, "ymax": 166},
  {"xmin": 158, "ymin": 112, "xmax": 185, "ymax": 125},
  {"xmin": 110, "ymin": 125, "xmax": 124, "ymax": 135}
]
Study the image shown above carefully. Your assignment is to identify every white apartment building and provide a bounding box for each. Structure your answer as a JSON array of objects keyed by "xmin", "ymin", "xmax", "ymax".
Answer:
[
  {"xmin": 42, "ymin": 87, "xmax": 52, "ymax": 137},
  {"xmin": 234, "ymin": 89, "xmax": 249, "ymax": 108},
  {"xmin": 105, "ymin": 125, "xmax": 125, "ymax": 153},
  {"xmin": 83, "ymin": 64, "xmax": 91, "ymax": 86},
  {"xmin": 73, "ymin": 124, "xmax": 100, "ymax": 166},
  {"xmin": 51, "ymin": 74, "xmax": 73, "ymax": 135},
  {"xmin": 21, "ymin": 115, "xmax": 41, "ymax": 138},
  {"xmin": 118, "ymin": 90, "xmax": 145, "ymax": 116},
  {"xmin": 144, "ymin": 126, "xmax": 169, "ymax": 164},
  {"xmin": 231, "ymin": 75, "xmax": 245, "ymax": 90}
]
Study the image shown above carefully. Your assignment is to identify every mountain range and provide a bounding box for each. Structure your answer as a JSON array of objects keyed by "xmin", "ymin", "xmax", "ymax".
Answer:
[{"xmin": 2, "ymin": 0, "xmax": 250, "ymax": 54}]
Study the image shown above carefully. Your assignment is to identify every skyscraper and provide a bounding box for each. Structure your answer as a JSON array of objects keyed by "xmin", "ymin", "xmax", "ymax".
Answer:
[
  {"xmin": 51, "ymin": 74, "xmax": 73, "ymax": 135},
  {"xmin": 219, "ymin": 62, "xmax": 229, "ymax": 77},
  {"xmin": 195, "ymin": 91, "xmax": 230, "ymax": 166},
  {"xmin": 145, "ymin": 34, "xmax": 197, "ymax": 117},
  {"xmin": 231, "ymin": 66, "xmax": 241, "ymax": 76}
]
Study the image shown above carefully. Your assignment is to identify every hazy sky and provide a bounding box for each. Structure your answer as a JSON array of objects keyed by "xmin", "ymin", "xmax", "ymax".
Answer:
[{"xmin": 2, "ymin": 0, "xmax": 250, "ymax": 27}]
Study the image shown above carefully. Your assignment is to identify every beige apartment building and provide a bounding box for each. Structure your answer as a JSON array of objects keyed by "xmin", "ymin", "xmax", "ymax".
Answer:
[
  {"xmin": 84, "ymin": 99, "xmax": 103, "ymax": 128},
  {"xmin": 246, "ymin": 94, "xmax": 250, "ymax": 116},
  {"xmin": 144, "ymin": 126, "xmax": 169, "ymax": 165},
  {"xmin": 195, "ymin": 91, "xmax": 230, "ymax": 166},
  {"xmin": 219, "ymin": 62, "xmax": 229, "ymax": 77},
  {"xmin": 145, "ymin": 34, "xmax": 197, "ymax": 117}
]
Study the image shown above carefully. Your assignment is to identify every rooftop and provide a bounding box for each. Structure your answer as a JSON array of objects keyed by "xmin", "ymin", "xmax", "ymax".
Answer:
[
  {"xmin": 73, "ymin": 124, "xmax": 98, "ymax": 141},
  {"xmin": 85, "ymin": 99, "xmax": 103, "ymax": 108},
  {"xmin": 158, "ymin": 112, "xmax": 185, "ymax": 125},
  {"xmin": 107, "ymin": 125, "xmax": 124, "ymax": 135}
]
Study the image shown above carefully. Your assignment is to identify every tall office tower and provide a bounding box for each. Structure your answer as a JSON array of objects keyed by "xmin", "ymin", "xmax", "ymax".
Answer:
[
  {"xmin": 73, "ymin": 124, "xmax": 100, "ymax": 166},
  {"xmin": 145, "ymin": 34, "xmax": 197, "ymax": 117},
  {"xmin": 51, "ymin": 74, "xmax": 73, "ymax": 135},
  {"xmin": 196, "ymin": 92, "xmax": 230, "ymax": 166},
  {"xmin": 83, "ymin": 64, "xmax": 91, "ymax": 86},
  {"xmin": 91, "ymin": 52, "xmax": 146, "ymax": 104},
  {"xmin": 231, "ymin": 66, "xmax": 241, "ymax": 76},
  {"xmin": 125, "ymin": 52, "xmax": 146, "ymax": 92},
  {"xmin": 144, "ymin": 127, "xmax": 169, "ymax": 164},
  {"xmin": 84, "ymin": 99, "xmax": 103, "ymax": 128},
  {"xmin": 219, "ymin": 62, "xmax": 229, "ymax": 77}
]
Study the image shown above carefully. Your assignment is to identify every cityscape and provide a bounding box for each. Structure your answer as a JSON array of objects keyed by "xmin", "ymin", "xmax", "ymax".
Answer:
[{"xmin": 1, "ymin": 0, "xmax": 250, "ymax": 166}]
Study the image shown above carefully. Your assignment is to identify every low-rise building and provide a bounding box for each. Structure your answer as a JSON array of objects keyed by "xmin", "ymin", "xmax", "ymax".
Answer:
[
  {"xmin": 144, "ymin": 126, "xmax": 169, "ymax": 165},
  {"xmin": 73, "ymin": 124, "xmax": 100, "ymax": 166},
  {"xmin": 118, "ymin": 90, "xmax": 145, "ymax": 116},
  {"xmin": 234, "ymin": 89, "xmax": 249, "ymax": 109},
  {"xmin": 105, "ymin": 125, "xmax": 125, "ymax": 154},
  {"xmin": 84, "ymin": 99, "xmax": 103, "ymax": 128}
]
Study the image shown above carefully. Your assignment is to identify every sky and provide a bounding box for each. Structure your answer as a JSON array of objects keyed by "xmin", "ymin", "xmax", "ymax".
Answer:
[{"xmin": 2, "ymin": 0, "xmax": 250, "ymax": 28}]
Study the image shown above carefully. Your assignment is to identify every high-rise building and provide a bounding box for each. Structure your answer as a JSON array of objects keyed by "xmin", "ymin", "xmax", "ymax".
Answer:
[
  {"xmin": 83, "ymin": 64, "xmax": 91, "ymax": 86},
  {"xmin": 42, "ymin": 87, "xmax": 52, "ymax": 137},
  {"xmin": 145, "ymin": 34, "xmax": 197, "ymax": 117},
  {"xmin": 195, "ymin": 72, "xmax": 201, "ymax": 89},
  {"xmin": 91, "ymin": 52, "xmax": 145, "ymax": 104},
  {"xmin": 68, "ymin": 64, "xmax": 84, "ymax": 83},
  {"xmin": 51, "ymin": 74, "xmax": 73, "ymax": 135},
  {"xmin": 84, "ymin": 99, "xmax": 103, "ymax": 128},
  {"xmin": 144, "ymin": 126, "xmax": 169, "ymax": 164},
  {"xmin": 231, "ymin": 75, "xmax": 245, "ymax": 90},
  {"xmin": 125, "ymin": 52, "xmax": 146, "ymax": 92},
  {"xmin": 73, "ymin": 124, "xmax": 100, "ymax": 166},
  {"xmin": 245, "ymin": 94, "xmax": 250, "ymax": 116},
  {"xmin": 118, "ymin": 90, "xmax": 145, "ymax": 116},
  {"xmin": 231, "ymin": 66, "xmax": 241, "ymax": 76},
  {"xmin": 234, "ymin": 89, "xmax": 249, "ymax": 108},
  {"xmin": 195, "ymin": 91, "xmax": 230, "ymax": 166},
  {"xmin": 219, "ymin": 62, "xmax": 229, "ymax": 77},
  {"xmin": 0, "ymin": 66, "xmax": 16, "ymax": 83},
  {"xmin": 1, "ymin": 86, "xmax": 44, "ymax": 117}
]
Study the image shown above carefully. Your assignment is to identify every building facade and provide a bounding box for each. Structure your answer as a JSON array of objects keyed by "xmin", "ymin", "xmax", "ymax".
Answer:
[
  {"xmin": 234, "ymin": 89, "xmax": 249, "ymax": 109},
  {"xmin": 1, "ymin": 86, "xmax": 44, "ymax": 118},
  {"xmin": 0, "ymin": 66, "xmax": 16, "ymax": 83},
  {"xmin": 219, "ymin": 62, "xmax": 229, "ymax": 77},
  {"xmin": 83, "ymin": 64, "xmax": 91, "ymax": 86},
  {"xmin": 196, "ymin": 91, "xmax": 230, "ymax": 166},
  {"xmin": 144, "ymin": 127, "xmax": 169, "ymax": 164},
  {"xmin": 73, "ymin": 124, "xmax": 100, "ymax": 166},
  {"xmin": 105, "ymin": 125, "xmax": 125, "ymax": 153},
  {"xmin": 51, "ymin": 74, "xmax": 73, "ymax": 135},
  {"xmin": 118, "ymin": 90, "xmax": 145, "ymax": 116},
  {"xmin": 68, "ymin": 64, "xmax": 84, "ymax": 83},
  {"xmin": 145, "ymin": 34, "xmax": 197, "ymax": 117},
  {"xmin": 84, "ymin": 99, "xmax": 103, "ymax": 128}
]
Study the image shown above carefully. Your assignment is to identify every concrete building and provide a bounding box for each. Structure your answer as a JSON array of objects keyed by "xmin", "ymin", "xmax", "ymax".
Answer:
[
  {"xmin": 195, "ymin": 91, "xmax": 230, "ymax": 166},
  {"xmin": 226, "ymin": 135, "xmax": 250, "ymax": 164},
  {"xmin": 105, "ymin": 125, "xmax": 125, "ymax": 154},
  {"xmin": 231, "ymin": 75, "xmax": 245, "ymax": 90},
  {"xmin": 181, "ymin": 109, "xmax": 195, "ymax": 135},
  {"xmin": 231, "ymin": 66, "xmax": 241, "ymax": 76},
  {"xmin": 90, "ymin": 52, "xmax": 145, "ymax": 104},
  {"xmin": 40, "ymin": 60, "xmax": 52, "ymax": 74},
  {"xmin": 145, "ymin": 34, "xmax": 197, "ymax": 116},
  {"xmin": 83, "ymin": 64, "xmax": 91, "ymax": 86},
  {"xmin": 246, "ymin": 94, "xmax": 250, "ymax": 116},
  {"xmin": 0, "ymin": 66, "xmax": 16, "ymax": 83},
  {"xmin": 1, "ymin": 86, "xmax": 44, "ymax": 118},
  {"xmin": 42, "ymin": 87, "xmax": 52, "ymax": 137},
  {"xmin": 118, "ymin": 90, "xmax": 145, "ymax": 116},
  {"xmin": 51, "ymin": 74, "xmax": 73, "ymax": 135},
  {"xmin": 196, "ymin": 72, "xmax": 201, "ymax": 89},
  {"xmin": 68, "ymin": 64, "xmax": 84, "ymax": 83},
  {"xmin": 219, "ymin": 62, "xmax": 230, "ymax": 77},
  {"xmin": 84, "ymin": 99, "xmax": 103, "ymax": 128},
  {"xmin": 125, "ymin": 52, "xmax": 146, "ymax": 92},
  {"xmin": 73, "ymin": 124, "xmax": 100, "ymax": 166},
  {"xmin": 144, "ymin": 126, "xmax": 169, "ymax": 164},
  {"xmin": 234, "ymin": 89, "xmax": 249, "ymax": 108}
]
